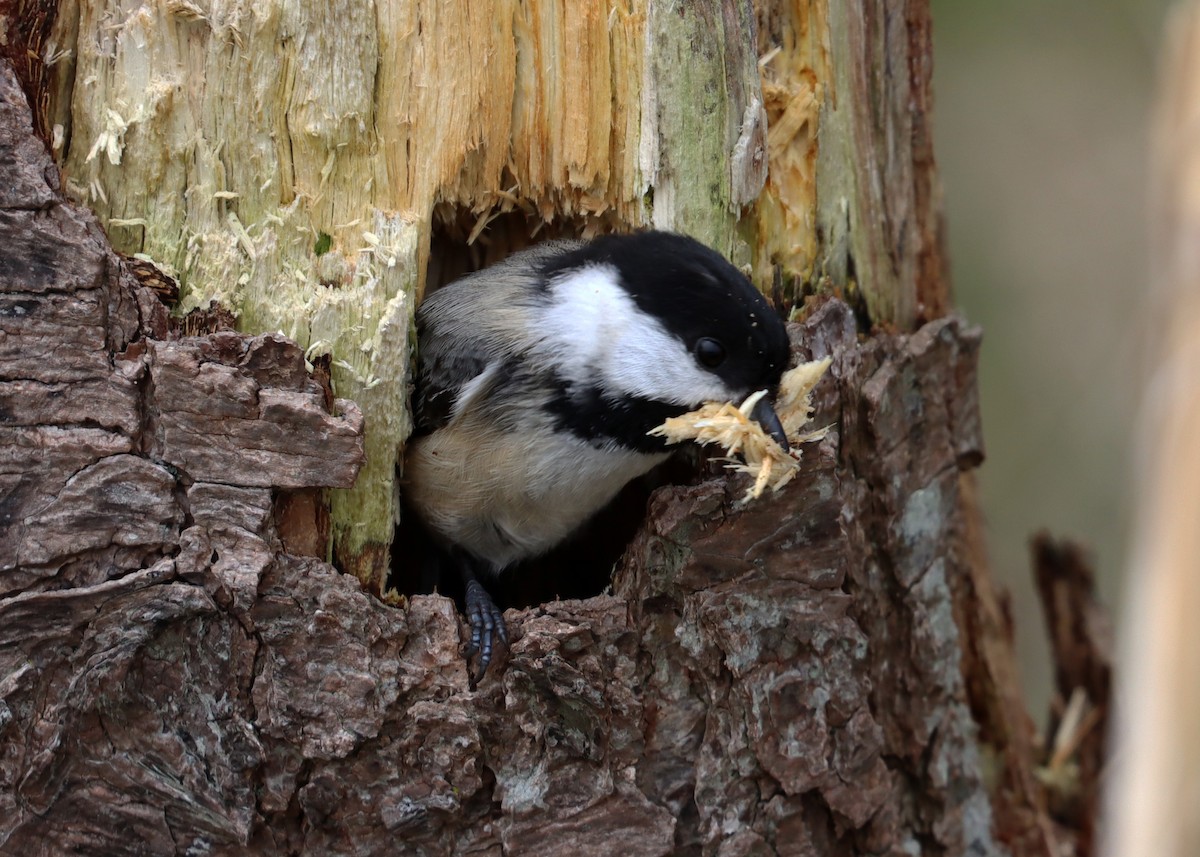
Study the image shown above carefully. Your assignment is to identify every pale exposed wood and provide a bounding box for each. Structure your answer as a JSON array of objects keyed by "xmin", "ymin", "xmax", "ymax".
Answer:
[
  {"xmin": 752, "ymin": 0, "xmax": 829, "ymax": 285},
  {"xmin": 1104, "ymin": 5, "xmax": 1200, "ymax": 856}
]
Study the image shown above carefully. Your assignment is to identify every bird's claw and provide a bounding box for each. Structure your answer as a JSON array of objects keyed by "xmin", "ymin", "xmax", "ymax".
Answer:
[{"xmin": 464, "ymin": 578, "xmax": 508, "ymax": 688}]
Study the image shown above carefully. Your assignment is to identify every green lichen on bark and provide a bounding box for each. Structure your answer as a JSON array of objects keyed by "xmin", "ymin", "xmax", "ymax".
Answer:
[{"xmin": 643, "ymin": 0, "xmax": 767, "ymax": 265}]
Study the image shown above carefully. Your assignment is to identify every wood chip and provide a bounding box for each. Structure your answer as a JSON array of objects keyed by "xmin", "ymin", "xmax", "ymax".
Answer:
[{"xmin": 649, "ymin": 357, "xmax": 832, "ymax": 504}]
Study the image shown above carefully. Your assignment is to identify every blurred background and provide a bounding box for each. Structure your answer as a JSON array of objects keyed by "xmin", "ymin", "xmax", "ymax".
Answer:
[{"xmin": 930, "ymin": 0, "xmax": 1172, "ymax": 716}]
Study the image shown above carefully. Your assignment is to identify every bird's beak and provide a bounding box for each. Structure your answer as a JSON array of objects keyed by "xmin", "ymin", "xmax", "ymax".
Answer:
[{"xmin": 750, "ymin": 396, "xmax": 789, "ymax": 451}]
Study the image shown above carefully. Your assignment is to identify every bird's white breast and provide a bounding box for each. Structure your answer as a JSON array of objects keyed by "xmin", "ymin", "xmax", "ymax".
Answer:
[{"xmin": 404, "ymin": 413, "xmax": 669, "ymax": 570}]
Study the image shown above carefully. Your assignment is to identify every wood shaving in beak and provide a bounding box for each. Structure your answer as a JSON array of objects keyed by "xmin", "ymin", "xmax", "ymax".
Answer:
[{"xmin": 649, "ymin": 357, "xmax": 832, "ymax": 504}]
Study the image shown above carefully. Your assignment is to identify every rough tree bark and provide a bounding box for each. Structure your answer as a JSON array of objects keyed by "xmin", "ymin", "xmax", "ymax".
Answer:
[{"xmin": 1, "ymin": 2, "xmax": 1075, "ymax": 855}]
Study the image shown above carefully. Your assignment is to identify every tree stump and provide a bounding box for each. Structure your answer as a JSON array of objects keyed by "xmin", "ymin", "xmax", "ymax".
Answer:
[{"xmin": 0, "ymin": 2, "xmax": 1074, "ymax": 854}]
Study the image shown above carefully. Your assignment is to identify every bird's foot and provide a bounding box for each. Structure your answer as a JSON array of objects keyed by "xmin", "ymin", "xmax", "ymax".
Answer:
[{"xmin": 464, "ymin": 577, "xmax": 508, "ymax": 688}]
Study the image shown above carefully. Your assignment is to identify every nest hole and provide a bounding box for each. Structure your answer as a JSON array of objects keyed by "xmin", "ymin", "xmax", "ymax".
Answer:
[
  {"xmin": 424, "ymin": 204, "xmax": 588, "ymax": 295},
  {"xmin": 388, "ymin": 204, "xmax": 707, "ymax": 612}
]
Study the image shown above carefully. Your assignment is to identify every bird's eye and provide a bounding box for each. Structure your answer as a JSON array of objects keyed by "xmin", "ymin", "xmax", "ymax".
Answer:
[{"xmin": 694, "ymin": 337, "xmax": 727, "ymax": 368}]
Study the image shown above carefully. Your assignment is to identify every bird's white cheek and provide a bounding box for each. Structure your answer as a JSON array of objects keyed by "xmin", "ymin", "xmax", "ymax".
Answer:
[
  {"xmin": 539, "ymin": 263, "xmax": 737, "ymax": 405},
  {"xmin": 602, "ymin": 334, "xmax": 734, "ymax": 406}
]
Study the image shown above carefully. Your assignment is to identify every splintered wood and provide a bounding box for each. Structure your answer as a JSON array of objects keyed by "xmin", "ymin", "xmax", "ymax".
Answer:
[{"xmin": 650, "ymin": 356, "xmax": 831, "ymax": 503}]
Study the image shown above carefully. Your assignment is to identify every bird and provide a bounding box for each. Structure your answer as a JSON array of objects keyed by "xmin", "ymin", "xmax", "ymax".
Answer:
[{"xmin": 402, "ymin": 231, "xmax": 791, "ymax": 682}]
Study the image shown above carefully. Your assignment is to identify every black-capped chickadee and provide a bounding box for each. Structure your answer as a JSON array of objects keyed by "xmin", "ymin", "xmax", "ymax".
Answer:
[{"xmin": 403, "ymin": 231, "xmax": 790, "ymax": 680}]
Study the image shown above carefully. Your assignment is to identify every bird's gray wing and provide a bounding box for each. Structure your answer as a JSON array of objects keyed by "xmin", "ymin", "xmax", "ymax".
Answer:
[
  {"xmin": 412, "ymin": 303, "xmax": 496, "ymax": 435},
  {"xmin": 411, "ymin": 239, "xmax": 585, "ymax": 435}
]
